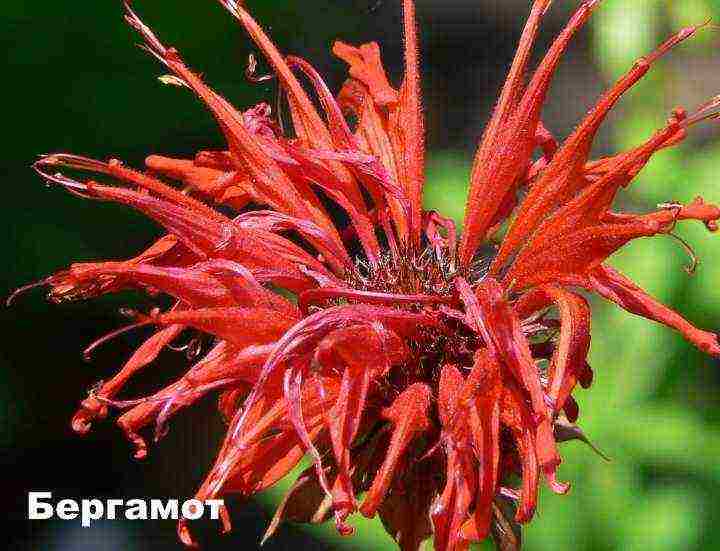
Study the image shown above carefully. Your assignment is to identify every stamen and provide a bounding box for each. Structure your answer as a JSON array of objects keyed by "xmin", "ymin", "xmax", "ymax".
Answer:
[
  {"xmin": 32, "ymin": 162, "xmax": 94, "ymax": 199},
  {"xmin": 498, "ymin": 487, "xmax": 521, "ymax": 501},
  {"xmin": 83, "ymin": 319, "xmax": 153, "ymax": 362},
  {"xmin": 123, "ymin": 2, "xmax": 169, "ymax": 66},
  {"xmin": 240, "ymin": 67, "xmax": 292, "ymax": 141},
  {"xmin": 158, "ymin": 74, "xmax": 189, "ymax": 88},
  {"xmin": 94, "ymin": 394, "xmax": 151, "ymax": 409},
  {"xmin": 36, "ymin": 153, "xmax": 110, "ymax": 174},
  {"xmin": 554, "ymin": 416, "xmax": 610, "ymax": 462},
  {"xmin": 245, "ymin": 53, "xmax": 275, "ymax": 84},
  {"xmin": 185, "ymin": 337, "xmax": 204, "ymax": 360},
  {"xmin": 216, "ymin": 0, "xmax": 242, "ymax": 15},
  {"xmin": 118, "ymin": 307, "xmax": 140, "ymax": 319},
  {"xmin": 6, "ymin": 278, "xmax": 52, "ymax": 307},
  {"xmin": 645, "ymin": 20, "xmax": 710, "ymax": 65},
  {"xmin": 667, "ymin": 232, "xmax": 700, "ymax": 275},
  {"xmin": 154, "ymin": 378, "xmax": 239, "ymax": 441},
  {"xmin": 681, "ymin": 94, "xmax": 720, "ymax": 127},
  {"xmin": 166, "ymin": 341, "xmax": 190, "ymax": 353}
]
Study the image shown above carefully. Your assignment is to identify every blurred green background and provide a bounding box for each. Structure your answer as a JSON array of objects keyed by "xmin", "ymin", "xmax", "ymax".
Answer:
[{"xmin": 3, "ymin": 1, "xmax": 720, "ymax": 549}]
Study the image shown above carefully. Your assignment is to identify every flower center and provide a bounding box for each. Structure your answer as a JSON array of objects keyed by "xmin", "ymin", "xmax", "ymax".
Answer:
[
  {"xmin": 340, "ymin": 246, "xmax": 484, "ymax": 387},
  {"xmin": 348, "ymin": 247, "xmax": 458, "ymax": 297}
]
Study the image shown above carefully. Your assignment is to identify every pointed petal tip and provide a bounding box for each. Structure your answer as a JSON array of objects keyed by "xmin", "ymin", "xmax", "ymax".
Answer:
[{"xmin": 158, "ymin": 74, "xmax": 190, "ymax": 88}]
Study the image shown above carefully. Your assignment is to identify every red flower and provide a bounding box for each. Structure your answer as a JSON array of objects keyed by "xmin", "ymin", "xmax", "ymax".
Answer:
[{"xmin": 16, "ymin": 1, "xmax": 720, "ymax": 549}]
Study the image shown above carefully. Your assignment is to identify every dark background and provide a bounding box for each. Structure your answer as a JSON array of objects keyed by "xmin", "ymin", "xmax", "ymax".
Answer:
[{"xmin": 4, "ymin": 1, "xmax": 720, "ymax": 549}]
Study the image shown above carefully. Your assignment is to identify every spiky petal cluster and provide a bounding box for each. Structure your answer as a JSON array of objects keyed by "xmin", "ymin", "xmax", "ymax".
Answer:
[{"xmin": 17, "ymin": 1, "xmax": 720, "ymax": 549}]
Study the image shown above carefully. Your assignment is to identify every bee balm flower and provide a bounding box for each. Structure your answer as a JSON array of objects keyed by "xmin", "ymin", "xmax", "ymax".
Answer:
[{"xmin": 15, "ymin": 1, "xmax": 720, "ymax": 549}]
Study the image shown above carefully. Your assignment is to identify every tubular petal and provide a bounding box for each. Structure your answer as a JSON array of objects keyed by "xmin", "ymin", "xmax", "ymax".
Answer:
[
  {"xmin": 19, "ymin": 2, "xmax": 720, "ymax": 550},
  {"xmin": 460, "ymin": 0, "xmax": 597, "ymax": 265},
  {"xmin": 494, "ymin": 23, "xmax": 705, "ymax": 271},
  {"xmin": 587, "ymin": 264, "xmax": 720, "ymax": 356},
  {"xmin": 71, "ymin": 324, "xmax": 184, "ymax": 435},
  {"xmin": 359, "ymin": 383, "xmax": 432, "ymax": 517}
]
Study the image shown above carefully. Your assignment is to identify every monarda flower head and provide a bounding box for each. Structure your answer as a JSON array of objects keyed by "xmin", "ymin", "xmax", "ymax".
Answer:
[{"xmin": 14, "ymin": 0, "xmax": 720, "ymax": 549}]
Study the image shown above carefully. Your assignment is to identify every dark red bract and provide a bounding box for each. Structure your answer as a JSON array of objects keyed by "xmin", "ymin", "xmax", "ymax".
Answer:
[{"xmin": 15, "ymin": 1, "xmax": 720, "ymax": 549}]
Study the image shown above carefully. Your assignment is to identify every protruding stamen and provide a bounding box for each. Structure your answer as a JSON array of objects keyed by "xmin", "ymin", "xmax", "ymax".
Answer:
[
  {"xmin": 123, "ymin": 1, "xmax": 169, "ymax": 66},
  {"xmin": 682, "ymin": 94, "xmax": 720, "ymax": 127},
  {"xmin": 245, "ymin": 53, "xmax": 286, "ymax": 134},
  {"xmin": 158, "ymin": 74, "xmax": 189, "ymax": 88},
  {"xmin": 554, "ymin": 415, "xmax": 610, "ymax": 462},
  {"xmin": 216, "ymin": 0, "xmax": 242, "ymax": 15},
  {"xmin": 245, "ymin": 53, "xmax": 275, "ymax": 84},
  {"xmin": 6, "ymin": 278, "xmax": 51, "ymax": 307},
  {"xmin": 667, "ymin": 231, "xmax": 700, "ymax": 275},
  {"xmin": 32, "ymin": 161, "xmax": 93, "ymax": 199},
  {"xmin": 83, "ymin": 319, "xmax": 153, "ymax": 362},
  {"xmin": 645, "ymin": 20, "xmax": 710, "ymax": 65},
  {"xmin": 36, "ymin": 153, "xmax": 109, "ymax": 173}
]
